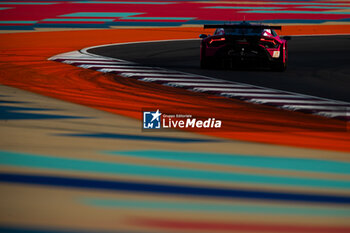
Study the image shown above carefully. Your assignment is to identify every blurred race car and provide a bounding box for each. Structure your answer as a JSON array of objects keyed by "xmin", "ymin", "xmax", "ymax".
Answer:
[{"xmin": 199, "ymin": 22, "xmax": 290, "ymax": 71}]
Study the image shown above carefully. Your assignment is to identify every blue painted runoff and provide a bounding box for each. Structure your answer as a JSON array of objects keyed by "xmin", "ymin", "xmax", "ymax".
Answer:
[{"xmin": 106, "ymin": 150, "xmax": 350, "ymax": 175}]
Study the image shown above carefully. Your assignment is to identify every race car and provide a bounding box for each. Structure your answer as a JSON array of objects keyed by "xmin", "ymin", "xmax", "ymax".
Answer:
[{"xmin": 199, "ymin": 22, "xmax": 290, "ymax": 71}]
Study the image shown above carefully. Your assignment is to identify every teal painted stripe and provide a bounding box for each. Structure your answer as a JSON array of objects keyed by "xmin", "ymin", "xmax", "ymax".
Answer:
[
  {"xmin": 0, "ymin": 150, "xmax": 350, "ymax": 190},
  {"xmin": 0, "ymin": 21, "xmax": 37, "ymax": 24},
  {"xmin": 82, "ymin": 198, "xmax": 350, "ymax": 217},
  {"xmin": 61, "ymin": 12, "xmax": 143, "ymax": 17},
  {"xmin": 107, "ymin": 150, "xmax": 350, "ymax": 175},
  {"xmin": 122, "ymin": 17, "xmax": 195, "ymax": 21},
  {"xmin": 262, "ymin": 2, "xmax": 348, "ymax": 6},
  {"xmin": 299, "ymin": 6, "xmax": 350, "ymax": 9},
  {"xmin": 241, "ymin": 10, "xmax": 350, "ymax": 15},
  {"xmin": 72, "ymin": 1, "xmax": 175, "ymax": 4},
  {"xmin": 42, "ymin": 18, "xmax": 115, "ymax": 22},
  {"xmin": 204, "ymin": 6, "xmax": 284, "ymax": 10},
  {"xmin": 0, "ymin": 7, "xmax": 12, "ymax": 10},
  {"xmin": 0, "ymin": 2, "xmax": 57, "ymax": 5}
]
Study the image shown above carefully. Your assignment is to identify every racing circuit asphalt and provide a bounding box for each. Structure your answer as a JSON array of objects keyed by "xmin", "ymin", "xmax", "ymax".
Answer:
[{"xmin": 88, "ymin": 36, "xmax": 350, "ymax": 102}]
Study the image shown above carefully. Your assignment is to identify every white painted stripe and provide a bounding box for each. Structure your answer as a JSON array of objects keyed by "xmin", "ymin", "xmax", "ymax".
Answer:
[
  {"xmin": 56, "ymin": 56, "xmax": 105, "ymax": 60},
  {"xmin": 282, "ymin": 105, "xmax": 347, "ymax": 110},
  {"xmin": 63, "ymin": 60, "xmax": 129, "ymax": 64},
  {"xmin": 118, "ymin": 73, "xmax": 196, "ymax": 78},
  {"xmin": 141, "ymin": 78, "xmax": 224, "ymax": 82},
  {"xmin": 250, "ymin": 99, "xmax": 345, "ymax": 105},
  {"xmin": 63, "ymin": 58, "xmax": 123, "ymax": 61},
  {"xmin": 96, "ymin": 68, "xmax": 177, "ymax": 73},
  {"xmin": 79, "ymin": 64, "xmax": 148, "ymax": 69},
  {"xmin": 76, "ymin": 65, "xmax": 146, "ymax": 69},
  {"xmin": 316, "ymin": 111, "xmax": 349, "ymax": 118},
  {"xmin": 193, "ymin": 87, "xmax": 275, "ymax": 92},
  {"xmin": 221, "ymin": 93, "xmax": 308, "ymax": 98},
  {"xmin": 166, "ymin": 82, "xmax": 242, "ymax": 87},
  {"xmin": 54, "ymin": 56, "xmax": 109, "ymax": 60},
  {"xmin": 49, "ymin": 51, "xmax": 122, "ymax": 61},
  {"xmin": 49, "ymin": 53, "xmax": 94, "ymax": 60},
  {"xmin": 58, "ymin": 58, "xmax": 124, "ymax": 62}
]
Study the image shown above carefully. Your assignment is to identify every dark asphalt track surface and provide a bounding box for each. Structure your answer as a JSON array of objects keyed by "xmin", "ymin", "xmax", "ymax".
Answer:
[{"xmin": 89, "ymin": 36, "xmax": 350, "ymax": 102}]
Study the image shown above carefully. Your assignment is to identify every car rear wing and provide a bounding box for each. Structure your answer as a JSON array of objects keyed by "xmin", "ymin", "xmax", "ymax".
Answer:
[{"xmin": 204, "ymin": 24, "xmax": 282, "ymax": 30}]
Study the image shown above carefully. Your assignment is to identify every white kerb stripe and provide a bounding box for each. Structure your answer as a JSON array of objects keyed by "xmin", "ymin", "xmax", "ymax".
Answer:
[
  {"xmin": 64, "ymin": 60, "xmax": 131, "ymax": 64},
  {"xmin": 221, "ymin": 93, "xmax": 308, "ymax": 98},
  {"xmin": 166, "ymin": 83, "xmax": 242, "ymax": 87},
  {"xmin": 78, "ymin": 65, "xmax": 147, "ymax": 69},
  {"xmin": 316, "ymin": 111, "xmax": 349, "ymax": 117},
  {"xmin": 193, "ymin": 87, "xmax": 276, "ymax": 92},
  {"xmin": 118, "ymin": 73, "xmax": 196, "ymax": 77},
  {"xmin": 141, "ymin": 78, "xmax": 225, "ymax": 82},
  {"xmin": 80, "ymin": 65, "xmax": 148, "ymax": 69},
  {"xmin": 97, "ymin": 68, "xmax": 178, "ymax": 73},
  {"xmin": 79, "ymin": 64, "xmax": 150, "ymax": 69},
  {"xmin": 250, "ymin": 99, "xmax": 345, "ymax": 105},
  {"xmin": 60, "ymin": 58, "xmax": 127, "ymax": 62},
  {"xmin": 282, "ymin": 105, "xmax": 347, "ymax": 110},
  {"xmin": 54, "ymin": 56, "xmax": 114, "ymax": 60},
  {"xmin": 49, "ymin": 51, "xmax": 120, "ymax": 61}
]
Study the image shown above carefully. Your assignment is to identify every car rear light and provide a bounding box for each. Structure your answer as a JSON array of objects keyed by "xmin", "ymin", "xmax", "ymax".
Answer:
[
  {"xmin": 209, "ymin": 38, "xmax": 225, "ymax": 43},
  {"xmin": 260, "ymin": 38, "xmax": 279, "ymax": 48},
  {"xmin": 208, "ymin": 37, "xmax": 225, "ymax": 47},
  {"xmin": 260, "ymin": 38, "xmax": 276, "ymax": 44}
]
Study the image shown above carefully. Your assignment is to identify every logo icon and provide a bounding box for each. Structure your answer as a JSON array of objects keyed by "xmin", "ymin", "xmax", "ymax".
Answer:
[{"xmin": 143, "ymin": 109, "xmax": 162, "ymax": 129}]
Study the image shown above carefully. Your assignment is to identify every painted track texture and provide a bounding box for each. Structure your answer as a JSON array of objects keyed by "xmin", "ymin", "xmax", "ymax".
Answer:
[
  {"xmin": 1, "ymin": 85, "xmax": 349, "ymax": 233},
  {"xmin": 2, "ymin": 0, "xmax": 350, "ymax": 32}
]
